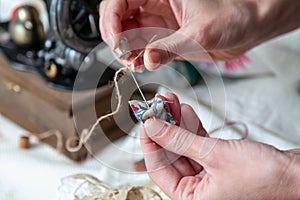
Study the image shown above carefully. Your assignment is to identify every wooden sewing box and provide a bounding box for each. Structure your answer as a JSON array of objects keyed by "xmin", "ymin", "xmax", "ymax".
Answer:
[{"xmin": 0, "ymin": 53, "xmax": 142, "ymax": 161}]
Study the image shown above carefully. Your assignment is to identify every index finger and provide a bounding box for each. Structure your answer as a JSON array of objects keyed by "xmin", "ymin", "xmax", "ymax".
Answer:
[{"xmin": 99, "ymin": 0, "xmax": 147, "ymax": 48}]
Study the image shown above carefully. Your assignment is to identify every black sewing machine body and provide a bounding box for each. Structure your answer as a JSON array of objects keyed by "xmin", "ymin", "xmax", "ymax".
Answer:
[{"xmin": 0, "ymin": 0, "xmax": 115, "ymax": 90}]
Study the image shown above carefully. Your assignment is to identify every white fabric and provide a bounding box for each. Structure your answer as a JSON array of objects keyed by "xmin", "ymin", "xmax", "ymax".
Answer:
[
  {"xmin": 189, "ymin": 29, "xmax": 300, "ymax": 146},
  {"xmin": 0, "ymin": 116, "xmax": 150, "ymax": 200}
]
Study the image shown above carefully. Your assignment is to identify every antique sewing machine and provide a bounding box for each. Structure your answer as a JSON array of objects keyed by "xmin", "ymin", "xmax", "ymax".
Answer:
[
  {"xmin": 0, "ymin": 0, "xmax": 199, "ymax": 172},
  {"xmin": 0, "ymin": 0, "xmax": 118, "ymax": 90},
  {"xmin": 0, "ymin": 0, "xmax": 136, "ymax": 160}
]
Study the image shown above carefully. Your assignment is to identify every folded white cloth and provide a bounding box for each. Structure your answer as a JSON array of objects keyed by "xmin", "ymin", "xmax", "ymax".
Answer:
[
  {"xmin": 0, "ymin": 115, "xmax": 150, "ymax": 200},
  {"xmin": 188, "ymin": 29, "xmax": 300, "ymax": 146}
]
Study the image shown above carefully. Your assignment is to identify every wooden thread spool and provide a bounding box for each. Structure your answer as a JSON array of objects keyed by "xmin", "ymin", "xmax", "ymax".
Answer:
[
  {"xmin": 19, "ymin": 135, "xmax": 30, "ymax": 149},
  {"xmin": 45, "ymin": 63, "xmax": 58, "ymax": 79}
]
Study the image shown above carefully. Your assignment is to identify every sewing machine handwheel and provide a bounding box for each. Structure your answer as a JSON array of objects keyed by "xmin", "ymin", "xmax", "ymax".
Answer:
[{"xmin": 50, "ymin": 0, "xmax": 102, "ymax": 54}]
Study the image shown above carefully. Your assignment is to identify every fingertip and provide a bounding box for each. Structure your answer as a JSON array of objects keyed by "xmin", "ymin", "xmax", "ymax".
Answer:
[
  {"xmin": 180, "ymin": 104, "xmax": 207, "ymax": 136},
  {"xmin": 144, "ymin": 49, "xmax": 161, "ymax": 71},
  {"xmin": 180, "ymin": 103, "xmax": 194, "ymax": 115},
  {"xmin": 99, "ymin": 1, "xmax": 107, "ymax": 40},
  {"xmin": 106, "ymin": 33, "xmax": 119, "ymax": 50},
  {"xmin": 101, "ymin": 10, "xmax": 121, "ymax": 49},
  {"xmin": 130, "ymin": 58, "xmax": 145, "ymax": 73},
  {"xmin": 164, "ymin": 93, "xmax": 181, "ymax": 125},
  {"xmin": 152, "ymin": 93, "xmax": 181, "ymax": 125}
]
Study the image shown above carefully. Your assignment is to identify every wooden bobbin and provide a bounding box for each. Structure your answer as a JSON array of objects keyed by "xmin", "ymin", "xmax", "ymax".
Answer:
[
  {"xmin": 45, "ymin": 63, "xmax": 58, "ymax": 79},
  {"xmin": 19, "ymin": 135, "xmax": 30, "ymax": 149}
]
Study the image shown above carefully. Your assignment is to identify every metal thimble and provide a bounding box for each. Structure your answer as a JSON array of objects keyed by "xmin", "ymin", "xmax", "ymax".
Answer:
[{"xmin": 113, "ymin": 36, "xmax": 132, "ymax": 60}]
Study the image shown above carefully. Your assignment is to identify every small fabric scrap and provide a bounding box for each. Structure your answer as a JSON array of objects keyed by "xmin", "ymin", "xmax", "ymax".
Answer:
[{"xmin": 128, "ymin": 97, "xmax": 176, "ymax": 124}]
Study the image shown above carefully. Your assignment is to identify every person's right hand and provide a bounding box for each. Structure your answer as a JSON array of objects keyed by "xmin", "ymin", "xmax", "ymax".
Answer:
[
  {"xmin": 140, "ymin": 93, "xmax": 300, "ymax": 200},
  {"xmin": 99, "ymin": 0, "xmax": 300, "ymax": 71}
]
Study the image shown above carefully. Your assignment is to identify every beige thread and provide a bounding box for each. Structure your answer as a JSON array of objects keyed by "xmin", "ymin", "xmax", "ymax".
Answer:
[
  {"xmin": 65, "ymin": 66, "xmax": 130, "ymax": 152},
  {"xmin": 65, "ymin": 35, "xmax": 157, "ymax": 153},
  {"xmin": 34, "ymin": 130, "xmax": 64, "ymax": 153}
]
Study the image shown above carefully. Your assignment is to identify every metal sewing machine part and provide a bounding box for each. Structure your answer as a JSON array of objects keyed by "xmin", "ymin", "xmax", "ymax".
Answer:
[
  {"xmin": 9, "ymin": 5, "xmax": 45, "ymax": 49},
  {"xmin": 113, "ymin": 36, "xmax": 132, "ymax": 60},
  {"xmin": 0, "ymin": 0, "xmax": 119, "ymax": 90}
]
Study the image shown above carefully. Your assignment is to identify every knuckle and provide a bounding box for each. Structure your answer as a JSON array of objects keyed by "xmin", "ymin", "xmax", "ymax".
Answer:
[
  {"xmin": 198, "ymin": 24, "xmax": 215, "ymax": 50},
  {"xmin": 173, "ymin": 129, "xmax": 195, "ymax": 155},
  {"xmin": 196, "ymin": 137, "xmax": 220, "ymax": 166},
  {"xmin": 176, "ymin": 177, "xmax": 199, "ymax": 200}
]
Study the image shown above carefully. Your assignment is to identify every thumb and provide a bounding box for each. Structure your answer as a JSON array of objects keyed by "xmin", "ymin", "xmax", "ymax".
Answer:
[
  {"xmin": 144, "ymin": 29, "xmax": 194, "ymax": 71},
  {"xmin": 144, "ymin": 118, "xmax": 219, "ymax": 168}
]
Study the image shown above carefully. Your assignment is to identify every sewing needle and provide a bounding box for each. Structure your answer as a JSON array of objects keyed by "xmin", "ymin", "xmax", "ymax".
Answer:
[
  {"xmin": 128, "ymin": 67, "xmax": 149, "ymax": 108},
  {"xmin": 124, "ymin": 35, "xmax": 157, "ymax": 108}
]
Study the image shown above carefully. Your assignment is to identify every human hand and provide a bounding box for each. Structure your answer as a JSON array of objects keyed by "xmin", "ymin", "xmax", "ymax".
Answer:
[
  {"xmin": 100, "ymin": 0, "xmax": 300, "ymax": 71},
  {"xmin": 140, "ymin": 93, "xmax": 300, "ymax": 199}
]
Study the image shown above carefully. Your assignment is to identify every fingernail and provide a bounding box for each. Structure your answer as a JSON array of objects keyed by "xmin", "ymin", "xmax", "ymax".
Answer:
[
  {"xmin": 144, "ymin": 119, "xmax": 169, "ymax": 138},
  {"xmin": 144, "ymin": 50, "xmax": 161, "ymax": 71},
  {"xmin": 150, "ymin": 50, "xmax": 161, "ymax": 63},
  {"xmin": 109, "ymin": 34, "xmax": 116, "ymax": 49},
  {"xmin": 134, "ymin": 65, "xmax": 145, "ymax": 73},
  {"xmin": 111, "ymin": 38, "xmax": 116, "ymax": 49}
]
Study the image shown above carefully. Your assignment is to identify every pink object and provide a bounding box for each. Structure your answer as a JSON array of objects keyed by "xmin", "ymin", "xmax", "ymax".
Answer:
[{"xmin": 224, "ymin": 55, "xmax": 251, "ymax": 71}]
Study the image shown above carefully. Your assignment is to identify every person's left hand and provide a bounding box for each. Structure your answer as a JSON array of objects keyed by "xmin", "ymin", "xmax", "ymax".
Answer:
[{"xmin": 140, "ymin": 93, "xmax": 300, "ymax": 200}]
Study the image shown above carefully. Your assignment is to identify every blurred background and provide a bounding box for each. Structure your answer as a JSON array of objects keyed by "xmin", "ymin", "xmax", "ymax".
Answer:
[{"xmin": 0, "ymin": 0, "xmax": 300, "ymax": 199}]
